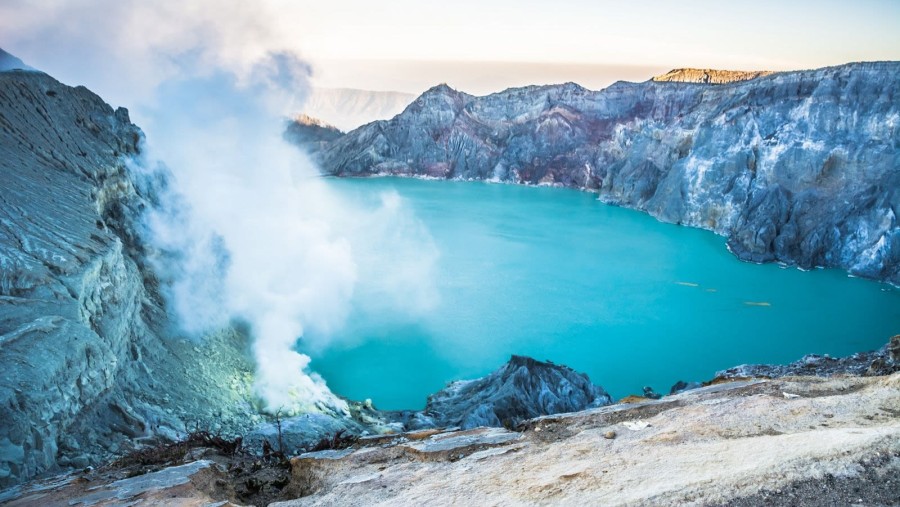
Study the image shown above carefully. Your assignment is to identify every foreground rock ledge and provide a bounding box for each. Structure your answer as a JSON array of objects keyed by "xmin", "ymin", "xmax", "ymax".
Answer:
[{"xmin": 4, "ymin": 373, "xmax": 898, "ymax": 506}]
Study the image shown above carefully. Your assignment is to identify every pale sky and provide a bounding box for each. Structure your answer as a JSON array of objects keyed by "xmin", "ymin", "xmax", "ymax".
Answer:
[
  {"xmin": 1, "ymin": 0, "xmax": 898, "ymax": 99},
  {"xmin": 300, "ymin": 0, "xmax": 900, "ymax": 93}
]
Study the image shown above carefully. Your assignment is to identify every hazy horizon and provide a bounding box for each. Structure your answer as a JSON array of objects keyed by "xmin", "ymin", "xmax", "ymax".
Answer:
[
  {"xmin": 2, "ymin": 0, "xmax": 899, "ymax": 104},
  {"xmin": 5, "ymin": 48, "xmax": 895, "ymax": 99},
  {"xmin": 309, "ymin": 59, "xmax": 673, "ymax": 96}
]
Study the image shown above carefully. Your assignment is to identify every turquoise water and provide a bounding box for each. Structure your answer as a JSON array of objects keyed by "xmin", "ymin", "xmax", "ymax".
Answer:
[{"xmin": 302, "ymin": 178, "xmax": 900, "ymax": 410}]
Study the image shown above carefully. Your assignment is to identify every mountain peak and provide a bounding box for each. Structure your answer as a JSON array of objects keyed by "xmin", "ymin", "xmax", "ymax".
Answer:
[
  {"xmin": 422, "ymin": 354, "xmax": 612, "ymax": 429},
  {"xmin": 423, "ymin": 82, "xmax": 459, "ymax": 95}
]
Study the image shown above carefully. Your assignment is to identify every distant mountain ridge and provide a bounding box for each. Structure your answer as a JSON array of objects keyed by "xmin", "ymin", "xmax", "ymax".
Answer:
[
  {"xmin": 303, "ymin": 62, "xmax": 900, "ymax": 284},
  {"xmin": 652, "ymin": 68, "xmax": 774, "ymax": 84},
  {"xmin": 301, "ymin": 87, "xmax": 416, "ymax": 131}
]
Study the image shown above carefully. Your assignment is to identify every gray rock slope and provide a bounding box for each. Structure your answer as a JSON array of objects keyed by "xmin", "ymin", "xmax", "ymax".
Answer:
[
  {"xmin": 314, "ymin": 62, "xmax": 900, "ymax": 284},
  {"xmin": 715, "ymin": 334, "xmax": 900, "ymax": 380},
  {"xmin": 392, "ymin": 356, "xmax": 612, "ymax": 430},
  {"xmin": 0, "ymin": 68, "xmax": 260, "ymax": 487}
]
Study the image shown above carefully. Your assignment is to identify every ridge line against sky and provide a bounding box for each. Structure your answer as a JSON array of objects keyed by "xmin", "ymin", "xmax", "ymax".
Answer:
[{"xmin": 1, "ymin": 0, "xmax": 899, "ymax": 102}]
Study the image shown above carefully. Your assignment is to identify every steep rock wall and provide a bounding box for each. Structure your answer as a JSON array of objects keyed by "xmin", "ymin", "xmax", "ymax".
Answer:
[{"xmin": 0, "ymin": 70, "xmax": 257, "ymax": 487}]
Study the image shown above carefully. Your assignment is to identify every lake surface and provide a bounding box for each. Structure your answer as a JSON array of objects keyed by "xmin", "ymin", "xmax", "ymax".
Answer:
[{"xmin": 302, "ymin": 178, "xmax": 900, "ymax": 410}]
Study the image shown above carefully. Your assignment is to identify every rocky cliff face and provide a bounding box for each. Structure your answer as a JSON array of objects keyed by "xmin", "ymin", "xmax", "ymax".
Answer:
[
  {"xmin": 314, "ymin": 62, "xmax": 900, "ymax": 284},
  {"xmin": 0, "ymin": 68, "xmax": 259, "ymax": 487}
]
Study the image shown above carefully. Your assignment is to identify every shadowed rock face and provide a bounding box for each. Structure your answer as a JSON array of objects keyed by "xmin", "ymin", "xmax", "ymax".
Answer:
[
  {"xmin": 405, "ymin": 356, "xmax": 612, "ymax": 430},
  {"xmin": 313, "ymin": 62, "xmax": 900, "ymax": 284},
  {"xmin": 0, "ymin": 68, "xmax": 146, "ymax": 485},
  {"xmin": 0, "ymin": 68, "xmax": 259, "ymax": 487}
]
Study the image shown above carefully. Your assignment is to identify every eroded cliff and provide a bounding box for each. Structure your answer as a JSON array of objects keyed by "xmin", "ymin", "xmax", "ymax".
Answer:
[
  {"xmin": 314, "ymin": 62, "xmax": 900, "ymax": 284},
  {"xmin": 0, "ymin": 69, "xmax": 259, "ymax": 487}
]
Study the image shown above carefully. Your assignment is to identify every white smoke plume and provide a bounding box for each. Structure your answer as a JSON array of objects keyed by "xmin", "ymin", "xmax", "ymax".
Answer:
[{"xmin": 1, "ymin": 1, "xmax": 439, "ymax": 414}]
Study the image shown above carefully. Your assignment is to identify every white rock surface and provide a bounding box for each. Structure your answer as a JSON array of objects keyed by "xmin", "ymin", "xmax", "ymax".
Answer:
[{"xmin": 274, "ymin": 374, "xmax": 900, "ymax": 506}]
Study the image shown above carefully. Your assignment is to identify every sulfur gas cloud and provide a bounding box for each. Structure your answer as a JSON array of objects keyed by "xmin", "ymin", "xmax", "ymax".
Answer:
[{"xmin": 1, "ymin": 0, "xmax": 439, "ymax": 414}]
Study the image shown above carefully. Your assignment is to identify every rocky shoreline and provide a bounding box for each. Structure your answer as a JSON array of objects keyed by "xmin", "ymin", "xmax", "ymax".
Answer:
[{"xmin": 240, "ymin": 334, "xmax": 900, "ymax": 458}]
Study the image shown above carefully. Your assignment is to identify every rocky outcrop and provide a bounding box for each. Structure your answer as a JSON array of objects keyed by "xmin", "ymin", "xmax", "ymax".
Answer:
[
  {"xmin": 283, "ymin": 114, "xmax": 343, "ymax": 154},
  {"xmin": 715, "ymin": 334, "xmax": 900, "ymax": 380},
  {"xmin": 652, "ymin": 68, "xmax": 774, "ymax": 84},
  {"xmin": 312, "ymin": 62, "xmax": 900, "ymax": 284},
  {"xmin": 391, "ymin": 356, "xmax": 612, "ymax": 430},
  {"xmin": 5, "ymin": 336, "xmax": 900, "ymax": 505},
  {"xmin": 247, "ymin": 355, "xmax": 615, "ymax": 449},
  {"xmin": 0, "ymin": 66, "xmax": 259, "ymax": 487}
]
